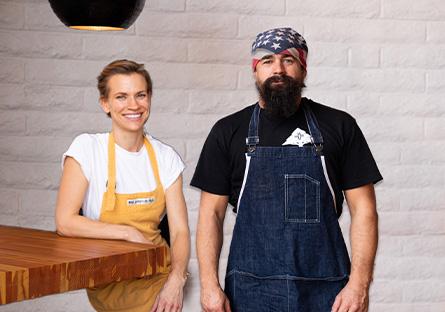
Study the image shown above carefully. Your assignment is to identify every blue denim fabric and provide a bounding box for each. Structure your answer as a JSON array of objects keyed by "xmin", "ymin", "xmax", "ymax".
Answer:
[
  {"xmin": 225, "ymin": 272, "xmax": 347, "ymax": 312},
  {"xmin": 225, "ymin": 103, "xmax": 351, "ymax": 311}
]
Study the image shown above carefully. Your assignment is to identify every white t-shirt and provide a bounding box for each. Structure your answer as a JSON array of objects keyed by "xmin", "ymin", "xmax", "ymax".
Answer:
[{"xmin": 63, "ymin": 133, "xmax": 185, "ymax": 220}]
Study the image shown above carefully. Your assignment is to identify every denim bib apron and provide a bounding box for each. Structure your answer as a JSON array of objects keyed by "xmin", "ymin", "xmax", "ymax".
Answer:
[{"xmin": 224, "ymin": 103, "xmax": 351, "ymax": 312}]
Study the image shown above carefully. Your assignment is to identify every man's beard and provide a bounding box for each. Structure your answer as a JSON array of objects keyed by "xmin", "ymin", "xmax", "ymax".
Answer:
[{"xmin": 256, "ymin": 75, "xmax": 306, "ymax": 119}]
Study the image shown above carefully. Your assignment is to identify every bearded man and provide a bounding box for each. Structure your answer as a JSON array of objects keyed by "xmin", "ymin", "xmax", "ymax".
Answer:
[{"xmin": 192, "ymin": 27, "xmax": 382, "ymax": 312}]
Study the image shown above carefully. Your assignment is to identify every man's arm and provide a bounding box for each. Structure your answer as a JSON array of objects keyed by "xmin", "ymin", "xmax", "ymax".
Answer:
[
  {"xmin": 332, "ymin": 183, "xmax": 378, "ymax": 312},
  {"xmin": 196, "ymin": 191, "xmax": 232, "ymax": 312}
]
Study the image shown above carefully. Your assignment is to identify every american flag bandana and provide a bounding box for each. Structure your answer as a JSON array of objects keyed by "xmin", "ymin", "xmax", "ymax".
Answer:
[{"xmin": 251, "ymin": 27, "xmax": 308, "ymax": 71}]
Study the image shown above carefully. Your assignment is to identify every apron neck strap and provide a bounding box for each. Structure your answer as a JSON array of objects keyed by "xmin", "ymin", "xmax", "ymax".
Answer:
[
  {"xmin": 103, "ymin": 133, "xmax": 117, "ymax": 211},
  {"xmin": 106, "ymin": 132, "xmax": 117, "ymax": 193},
  {"xmin": 246, "ymin": 104, "xmax": 261, "ymax": 152},
  {"xmin": 245, "ymin": 100, "xmax": 325, "ymax": 154},
  {"xmin": 302, "ymin": 102, "xmax": 324, "ymax": 154},
  {"xmin": 143, "ymin": 136, "xmax": 163, "ymax": 190},
  {"xmin": 105, "ymin": 133, "xmax": 163, "ymax": 198}
]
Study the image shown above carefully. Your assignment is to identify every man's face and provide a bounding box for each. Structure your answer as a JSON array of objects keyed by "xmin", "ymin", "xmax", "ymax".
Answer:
[
  {"xmin": 254, "ymin": 53, "xmax": 306, "ymax": 88},
  {"xmin": 254, "ymin": 54, "xmax": 307, "ymax": 118}
]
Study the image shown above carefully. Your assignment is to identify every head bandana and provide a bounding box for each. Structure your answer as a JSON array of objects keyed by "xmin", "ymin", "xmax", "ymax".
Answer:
[{"xmin": 251, "ymin": 27, "xmax": 308, "ymax": 71}]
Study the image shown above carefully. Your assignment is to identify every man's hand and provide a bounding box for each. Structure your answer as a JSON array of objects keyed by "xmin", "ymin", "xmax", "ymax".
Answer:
[
  {"xmin": 334, "ymin": 184, "xmax": 377, "ymax": 312},
  {"xmin": 201, "ymin": 284, "xmax": 232, "ymax": 312},
  {"xmin": 331, "ymin": 281, "xmax": 369, "ymax": 312}
]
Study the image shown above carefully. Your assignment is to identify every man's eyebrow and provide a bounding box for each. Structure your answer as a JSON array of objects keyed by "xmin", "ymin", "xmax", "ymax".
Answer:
[{"xmin": 260, "ymin": 55, "xmax": 273, "ymax": 60}]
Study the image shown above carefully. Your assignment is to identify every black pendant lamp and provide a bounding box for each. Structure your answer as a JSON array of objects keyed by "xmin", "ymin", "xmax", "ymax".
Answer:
[{"xmin": 48, "ymin": 0, "xmax": 146, "ymax": 31}]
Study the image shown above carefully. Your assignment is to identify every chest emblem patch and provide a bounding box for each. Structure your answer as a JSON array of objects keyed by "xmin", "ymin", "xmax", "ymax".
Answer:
[
  {"xmin": 127, "ymin": 197, "xmax": 155, "ymax": 206},
  {"xmin": 283, "ymin": 128, "xmax": 312, "ymax": 147}
]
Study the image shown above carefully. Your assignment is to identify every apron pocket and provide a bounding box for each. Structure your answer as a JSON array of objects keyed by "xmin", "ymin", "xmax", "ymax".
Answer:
[
  {"xmin": 226, "ymin": 272, "xmax": 289, "ymax": 312},
  {"xmin": 284, "ymin": 174, "xmax": 320, "ymax": 223}
]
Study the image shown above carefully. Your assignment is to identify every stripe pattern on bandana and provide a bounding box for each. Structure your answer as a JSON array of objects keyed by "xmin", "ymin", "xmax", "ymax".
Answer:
[{"xmin": 251, "ymin": 27, "xmax": 308, "ymax": 71}]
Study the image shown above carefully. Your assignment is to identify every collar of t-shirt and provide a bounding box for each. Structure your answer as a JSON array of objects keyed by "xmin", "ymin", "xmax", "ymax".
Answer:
[{"xmin": 257, "ymin": 105, "xmax": 312, "ymax": 147}]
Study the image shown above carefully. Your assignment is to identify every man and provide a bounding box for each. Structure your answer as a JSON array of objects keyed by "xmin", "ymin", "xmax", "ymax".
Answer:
[{"xmin": 192, "ymin": 27, "xmax": 381, "ymax": 312}]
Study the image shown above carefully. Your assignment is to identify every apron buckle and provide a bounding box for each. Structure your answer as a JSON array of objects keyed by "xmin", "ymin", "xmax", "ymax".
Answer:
[
  {"xmin": 315, "ymin": 143, "xmax": 323, "ymax": 155},
  {"xmin": 247, "ymin": 145, "xmax": 256, "ymax": 153}
]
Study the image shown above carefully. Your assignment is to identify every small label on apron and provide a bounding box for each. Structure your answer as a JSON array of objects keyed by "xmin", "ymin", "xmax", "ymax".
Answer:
[{"xmin": 127, "ymin": 197, "xmax": 155, "ymax": 206}]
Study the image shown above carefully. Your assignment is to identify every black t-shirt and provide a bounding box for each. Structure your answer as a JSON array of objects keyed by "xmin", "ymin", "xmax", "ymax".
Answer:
[{"xmin": 191, "ymin": 98, "xmax": 383, "ymax": 217}]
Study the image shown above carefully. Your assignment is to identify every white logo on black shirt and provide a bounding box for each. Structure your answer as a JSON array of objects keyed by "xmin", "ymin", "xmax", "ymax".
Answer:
[{"xmin": 283, "ymin": 128, "xmax": 312, "ymax": 147}]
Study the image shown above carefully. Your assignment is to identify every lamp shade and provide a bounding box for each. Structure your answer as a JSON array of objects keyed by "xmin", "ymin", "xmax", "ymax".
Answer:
[{"xmin": 48, "ymin": 0, "xmax": 146, "ymax": 31}]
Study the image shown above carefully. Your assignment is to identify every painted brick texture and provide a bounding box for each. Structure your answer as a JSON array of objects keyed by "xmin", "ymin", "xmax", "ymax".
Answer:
[{"xmin": 0, "ymin": 0, "xmax": 444, "ymax": 311}]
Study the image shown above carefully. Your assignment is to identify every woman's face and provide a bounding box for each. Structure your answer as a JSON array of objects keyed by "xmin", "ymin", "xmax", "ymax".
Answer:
[{"xmin": 100, "ymin": 73, "xmax": 151, "ymax": 134}]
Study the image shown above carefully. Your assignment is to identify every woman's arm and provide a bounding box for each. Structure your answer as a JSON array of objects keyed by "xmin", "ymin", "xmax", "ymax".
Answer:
[
  {"xmin": 151, "ymin": 174, "xmax": 190, "ymax": 312},
  {"xmin": 55, "ymin": 156, "xmax": 151, "ymax": 243}
]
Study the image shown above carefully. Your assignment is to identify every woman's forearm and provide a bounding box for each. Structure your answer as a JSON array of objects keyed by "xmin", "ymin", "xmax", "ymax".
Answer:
[
  {"xmin": 164, "ymin": 175, "xmax": 191, "ymax": 281},
  {"xmin": 56, "ymin": 214, "xmax": 132, "ymax": 240},
  {"xmin": 168, "ymin": 229, "xmax": 191, "ymax": 281}
]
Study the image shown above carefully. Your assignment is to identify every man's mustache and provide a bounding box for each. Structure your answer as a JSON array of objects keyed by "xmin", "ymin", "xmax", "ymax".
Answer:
[{"xmin": 267, "ymin": 75, "xmax": 289, "ymax": 83}]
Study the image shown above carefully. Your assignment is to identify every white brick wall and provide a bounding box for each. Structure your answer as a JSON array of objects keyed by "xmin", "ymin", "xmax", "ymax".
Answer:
[{"xmin": 0, "ymin": 0, "xmax": 444, "ymax": 311}]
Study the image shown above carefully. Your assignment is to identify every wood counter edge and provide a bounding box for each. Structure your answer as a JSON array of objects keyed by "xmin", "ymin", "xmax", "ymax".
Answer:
[{"xmin": 0, "ymin": 226, "xmax": 169, "ymax": 305}]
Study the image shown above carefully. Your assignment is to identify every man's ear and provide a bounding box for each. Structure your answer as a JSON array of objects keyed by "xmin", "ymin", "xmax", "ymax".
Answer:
[
  {"xmin": 252, "ymin": 69, "xmax": 258, "ymax": 82},
  {"xmin": 99, "ymin": 97, "xmax": 110, "ymax": 114},
  {"xmin": 299, "ymin": 62, "xmax": 307, "ymax": 79}
]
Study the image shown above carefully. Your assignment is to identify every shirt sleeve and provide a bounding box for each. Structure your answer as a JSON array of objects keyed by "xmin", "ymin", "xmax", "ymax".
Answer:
[
  {"xmin": 156, "ymin": 142, "xmax": 185, "ymax": 191},
  {"xmin": 62, "ymin": 134, "xmax": 93, "ymax": 182},
  {"xmin": 340, "ymin": 119, "xmax": 383, "ymax": 190},
  {"xmin": 190, "ymin": 121, "xmax": 232, "ymax": 195}
]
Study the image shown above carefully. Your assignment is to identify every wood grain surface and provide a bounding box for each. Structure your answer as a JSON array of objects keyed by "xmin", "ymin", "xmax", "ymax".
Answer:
[{"xmin": 0, "ymin": 225, "xmax": 168, "ymax": 305}]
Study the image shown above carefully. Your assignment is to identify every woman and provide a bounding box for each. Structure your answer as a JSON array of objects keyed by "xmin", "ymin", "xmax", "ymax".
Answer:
[{"xmin": 55, "ymin": 59, "xmax": 190, "ymax": 312}]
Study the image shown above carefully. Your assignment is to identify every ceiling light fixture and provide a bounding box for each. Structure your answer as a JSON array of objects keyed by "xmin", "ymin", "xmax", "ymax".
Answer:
[{"xmin": 48, "ymin": 0, "xmax": 146, "ymax": 31}]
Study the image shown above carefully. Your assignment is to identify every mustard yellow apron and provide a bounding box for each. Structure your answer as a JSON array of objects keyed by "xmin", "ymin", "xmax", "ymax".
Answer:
[{"xmin": 87, "ymin": 133, "xmax": 170, "ymax": 312}]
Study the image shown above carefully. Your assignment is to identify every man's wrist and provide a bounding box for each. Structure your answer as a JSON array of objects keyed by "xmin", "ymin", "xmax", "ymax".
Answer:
[
  {"xmin": 200, "ymin": 275, "xmax": 221, "ymax": 290},
  {"xmin": 348, "ymin": 274, "xmax": 373, "ymax": 290}
]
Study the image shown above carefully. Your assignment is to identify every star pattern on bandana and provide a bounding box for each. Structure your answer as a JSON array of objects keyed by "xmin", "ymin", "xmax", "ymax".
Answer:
[
  {"xmin": 271, "ymin": 42, "xmax": 281, "ymax": 50},
  {"xmin": 251, "ymin": 27, "xmax": 308, "ymax": 54}
]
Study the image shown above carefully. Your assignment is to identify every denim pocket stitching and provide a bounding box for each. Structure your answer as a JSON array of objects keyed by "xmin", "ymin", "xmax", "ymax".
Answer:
[
  {"xmin": 284, "ymin": 174, "xmax": 320, "ymax": 223},
  {"xmin": 233, "ymin": 270, "xmax": 236, "ymax": 302}
]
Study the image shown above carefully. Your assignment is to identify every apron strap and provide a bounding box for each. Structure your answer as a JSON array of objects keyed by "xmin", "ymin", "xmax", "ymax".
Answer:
[
  {"xmin": 143, "ymin": 137, "xmax": 163, "ymax": 192},
  {"xmin": 246, "ymin": 104, "xmax": 260, "ymax": 152},
  {"xmin": 102, "ymin": 133, "xmax": 164, "ymax": 212},
  {"xmin": 245, "ymin": 101, "xmax": 325, "ymax": 154},
  {"xmin": 302, "ymin": 101, "xmax": 324, "ymax": 155},
  {"xmin": 103, "ymin": 132, "xmax": 117, "ymax": 211}
]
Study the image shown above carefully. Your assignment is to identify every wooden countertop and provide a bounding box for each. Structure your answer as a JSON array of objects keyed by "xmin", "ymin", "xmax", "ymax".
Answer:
[{"xmin": 0, "ymin": 225, "xmax": 168, "ymax": 305}]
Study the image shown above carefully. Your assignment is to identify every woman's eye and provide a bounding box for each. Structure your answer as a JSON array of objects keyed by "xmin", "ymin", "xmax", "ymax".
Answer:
[
  {"xmin": 136, "ymin": 93, "xmax": 146, "ymax": 99},
  {"xmin": 116, "ymin": 95, "xmax": 126, "ymax": 100}
]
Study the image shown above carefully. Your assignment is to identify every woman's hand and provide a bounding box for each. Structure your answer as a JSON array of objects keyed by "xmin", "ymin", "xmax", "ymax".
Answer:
[
  {"xmin": 125, "ymin": 226, "xmax": 154, "ymax": 245},
  {"xmin": 150, "ymin": 174, "xmax": 190, "ymax": 311},
  {"xmin": 149, "ymin": 273, "xmax": 186, "ymax": 312}
]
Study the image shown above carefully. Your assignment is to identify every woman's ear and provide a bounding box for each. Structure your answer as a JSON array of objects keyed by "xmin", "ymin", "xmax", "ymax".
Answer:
[{"xmin": 99, "ymin": 97, "xmax": 110, "ymax": 114}]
